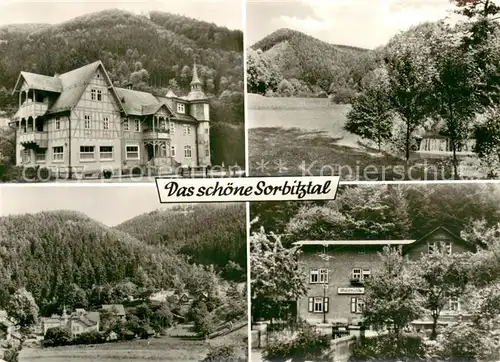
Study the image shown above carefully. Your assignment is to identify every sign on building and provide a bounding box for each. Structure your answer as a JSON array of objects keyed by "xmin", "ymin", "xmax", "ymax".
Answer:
[{"xmin": 337, "ymin": 287, "xmax": 365, "ymax": 295}]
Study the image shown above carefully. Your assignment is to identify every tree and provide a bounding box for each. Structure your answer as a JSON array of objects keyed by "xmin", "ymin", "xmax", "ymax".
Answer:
[
  {"xmin": 428, "ymin": 22, "xmax": 483, "ymax": 179},
  {"xmin": 474, "ymin": 107, "xmax": 500, "ymax": 178},
  {"xmin": 412, "ymin": 249, "xmax": 470, "ymax": 339},
  {"xmin": 6, "ymin": 288, "xmax": 39, "ymax": 328},
  {"xmin": 383, "ymin": 25, "xmax": 436, "ymax": 162},
  {"xmin": 250, "ymin": 227, "xmax": 307, "ymax": 321},
  {"xmin": 43, "ymin": 327, "xmax": 71, "ymax": 347},
  {"xmin": 363, "ymin": 246, "xmax": 422, "ymax": 336},
  {"xmin": 345, "ymin": 68, "xmax": 393, "ymax": 151}
]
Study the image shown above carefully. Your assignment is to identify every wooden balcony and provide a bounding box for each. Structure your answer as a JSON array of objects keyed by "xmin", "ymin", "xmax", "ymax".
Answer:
[
  {"xmin": 19, "ymin": 131, "xmax": 48, "ymax": 149},
  {"xmin": 15, "ymin": 102, "xmax": 48, "ymax": 120},
  {"xmin": 143, "ymin": 129, "xmax": 170, "ymax": 140}
]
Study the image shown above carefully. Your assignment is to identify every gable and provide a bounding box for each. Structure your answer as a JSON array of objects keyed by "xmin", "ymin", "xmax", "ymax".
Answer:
[{"xmin": 404, "ymin": 226, "xmax": 475, "ymax": 256}]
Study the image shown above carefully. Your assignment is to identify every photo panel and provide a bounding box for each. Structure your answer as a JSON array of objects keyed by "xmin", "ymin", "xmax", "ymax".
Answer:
[
  {"xmin": 0, "ymin": 0, "xmax": 244, "ymax": 184},
  {"xmin": 246, "ymin": 0, "xmax": 500, "ymax": 181},
  {"xmin": 249, "ymin": 182, "xmax": 500, "ymax": 361},
  {"xmin": 0, "ymin": 185, "xmax": 248, "ymax": 361}
]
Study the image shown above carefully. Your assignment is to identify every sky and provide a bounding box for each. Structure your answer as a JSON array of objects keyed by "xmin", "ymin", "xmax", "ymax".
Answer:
[
  {"xmin": 0, "ymin": 184, "xmax": 175, "ymax": 226},
  {"xmin": 247, "ymin": 0, "xmax": 465, "ymax": 49},
  {"xmin": 0, "ymin": 0, "xmax": 242, "ymax": 30}
]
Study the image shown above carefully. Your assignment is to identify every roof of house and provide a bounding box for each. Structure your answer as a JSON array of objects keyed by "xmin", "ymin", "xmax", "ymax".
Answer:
[
  {"xmin": 102, "ymin": 304, "xmax": 126, "ymax": 316},
  {"xmin": 405, "ymin": 226, "xmax": 476, "ymax": 252},
  {"xmin": 115, "ymin": 87, "xmax": 161, "ymax": 115},
  {"xmin": 13, "ymin": 60, "xmax": 207, "ymax": 119},
  {"xmin": 13, "ymin": 72, "xmax": 63, "ymax": 93},
  {"xmin": 47, "ymin": 61, "xmax": 107, "ymax": 114},
  {"xmin": 294, "ymin": 240, "xmax": 416, "ymax": 246}
]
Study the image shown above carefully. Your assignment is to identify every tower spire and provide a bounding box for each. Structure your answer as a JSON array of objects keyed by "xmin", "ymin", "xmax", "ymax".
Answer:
[{"xmin": 190, "ymin": 60, "xmax": 201, "ymax": 90}]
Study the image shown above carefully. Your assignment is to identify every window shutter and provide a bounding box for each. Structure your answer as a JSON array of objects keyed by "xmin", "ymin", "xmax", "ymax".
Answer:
[
  {"xmin": 308, "ymin": 297, "xmax": 314, "ymax": 312},
  {"xmin": 350, "ymin": 297, "xmax": 356, "ymax": 313},
  {"xmin": 324, "ymin": 297, "xmax": 329, "ymax": 313}
]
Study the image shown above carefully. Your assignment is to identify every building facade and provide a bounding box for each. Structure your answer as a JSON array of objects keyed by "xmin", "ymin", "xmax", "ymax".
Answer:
[
  {"xmin": 294, "ymin": 227, "xmax": 475, "ymax": 329},
  {"xmin": 10, "ymin": 60, "xmax": 211, "ymax": 177},
  {"xmin": 41, "ymin": 308, "xmax": 100, "ymax": 338}
]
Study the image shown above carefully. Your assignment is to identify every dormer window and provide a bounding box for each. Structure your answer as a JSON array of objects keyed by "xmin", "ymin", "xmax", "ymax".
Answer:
[{"xmin": 177, "ymin": 103, "xmax": 185, "ymax": 114}]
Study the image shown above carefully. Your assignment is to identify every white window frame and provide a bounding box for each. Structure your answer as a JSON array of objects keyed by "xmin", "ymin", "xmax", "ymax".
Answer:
[
  {"xmin": 308, "ymin": 297, "xmax": 329, "ymax": 314},
  {"xmin": 97, "ymin": 89, "xmax": 102, "ymax": 101},
  {"xmin": 123, "ymin": 119, "xmax": 129, "ymax": 131},
  {"xmin": 352, "ymin": 268, "xmax": 362, "ymax": 280},
  {"xmin": 310, "ymin": 269, "xmax": 319, "ymax": 284},
  {"xmin": 184, "ymin": 145, "xmax": 192, "ymax": 158},
  {"xmin": 53, "ymin": 146, "xmax": 64, "ymax": 162},
  {"xmin": 319, "ymin": 269, "xmax": 328, "ymax": 283},
  {"xmin": 428, "ymin": 242, "xmax": 437, "ymax": 254},
  {"xmin": 362, "ymin": 268, "xmax": 371, "ymax": 280},
  {"xmin": 177, "ymin": 103, "xmax": 185, "ymax": 114},
  {"xmin": 79, "ymin": 146, "xmax": 95, "ymax": 161},
  {"xmin": 126, "ymin": 145, "xmax": 140, "ymax": 160},
  {"xmin": 103, "ymin": 117, "xmax": 109, "ymax": 130},
  {"xmin": 55, "ymin": 117, "xmax": 61, "ymax": 130},
  {"xmin": 449, "ymin": 298, "xmax": 460, "ymax": 312},
  {"xmin": 91, "ymin": 89, "xmax": 96, "ymax": 100},
  {"xmin": 134, "ymin": 120, "xmax": 140, "ymax": 132},
  {"xmin": 99, "ymin": 146, "xmax": 113, "ymax": 160},
  {"xmin": 351, "ymin": 297, "xmax": 364, "ymax": 314},
  {"xmin": 22, "ymin": 149, "xmax": 30, "ymax": 163},
  {"xmin": 35, "ymin": 150, "xmax": 46, "ymax": 163},
  {"xmin": 171, "ymin": 145, "xmax": 176, "ymax": 157},
  {"xmin": 183, "ymin": 124, "xmax": 190, "ymax": 135},
  {"xmin": 170, "ymin": 122, "xmax": 175, "ymax": 134},
  {"xmin": 445, "ymin": 242, "xmax": 452, "ymax": 255},
  {"xmin": 84, "ymin": 115, "xmax": 91, "ymax": 129}
]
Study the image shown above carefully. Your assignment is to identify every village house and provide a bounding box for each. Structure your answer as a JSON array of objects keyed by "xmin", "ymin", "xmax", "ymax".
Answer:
[
  {"xmin": 101, "ymin": 304, "xmax": 126, "ymax": 321},
  {"xmin": 9, "ymin": 60, "xmax": 211, "ymax": 178},
  {"xmin": 41, "ymin": 308, "xmax": 100, "ymax": 338},
  {"xmin": 293, "ymin": 226, "xmax": 476, "ymax": 331}
]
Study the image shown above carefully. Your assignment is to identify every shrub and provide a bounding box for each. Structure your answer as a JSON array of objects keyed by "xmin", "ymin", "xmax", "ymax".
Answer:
[
  {"xmin": 102, "ymin": 170, "xmax": 112, "ymax": 179},
  {"xmin": 349, "ymin": 333, "xmax": 426, "ymax": 362},
  {"xmin": 43, "ymin": 327, "xmax": 71, "ymax": 347},
  {"xmin": 264, "ymin": 324, "xmax": 331, "ymax": 361},
  {"xmin": 202, "ymin": 344, "xmax": 238, "ymax": 362},
  {"xmin": 74, "ymin": 330, "xmax": 105, "ymax": 345}
]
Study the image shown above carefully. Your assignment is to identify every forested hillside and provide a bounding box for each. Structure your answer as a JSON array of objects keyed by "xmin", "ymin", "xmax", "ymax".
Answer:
[
  {"xmin": 0, "ymin": 206, "xmax": 246, "ymax": 317},
  {"xmin": 116, "ymin": 203, "xmax": 246, "ymax": 281},
  {"xmin": 247, "ymin": 28, "xmax": 375, "ymax": 100},
  {"xmin": 0, "ymin": 211, "xmax": 191, "ymax": 313},
  {"xmin": 0, "ymin": 9, "xmax": 244, "ymax": 168}
]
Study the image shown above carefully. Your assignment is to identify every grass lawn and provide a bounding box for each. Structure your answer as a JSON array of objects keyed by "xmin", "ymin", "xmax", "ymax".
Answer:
[
  {"xmin": 247, "ymin": 95, "xmax": 481, "ymax": 181},
  {"xmin": 19, "ymin": 324, "xmax": 248, "ymax": 362}
]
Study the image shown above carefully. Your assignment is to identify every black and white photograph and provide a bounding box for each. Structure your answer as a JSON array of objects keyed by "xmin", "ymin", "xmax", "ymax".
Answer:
[
  {"xmin": 0, "ymin": 186, "xmax": 248, "ymax": 362},
  {"xmin": 250, "ymin": 183, "xmax": 500, "ymax": 361},
  {"xmin": 247, "ymin": 0, "xmax": 500, "ymax": 181},
  {"xmin": 0, "ymin": 0, "xmax": 244, "ymax": 183}
]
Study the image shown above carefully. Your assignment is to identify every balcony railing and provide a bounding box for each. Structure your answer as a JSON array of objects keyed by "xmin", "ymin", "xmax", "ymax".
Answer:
[
  {"xmin": 19, "ymin": 131, "xmax": 48, "ymax": 148},
  {"xmin": 15, "ymin": 102, "xmax": 48, "ymax": 120},
  {"xmin": 143, "ymin": 129, "xmax": 170, "ymax": 140}
]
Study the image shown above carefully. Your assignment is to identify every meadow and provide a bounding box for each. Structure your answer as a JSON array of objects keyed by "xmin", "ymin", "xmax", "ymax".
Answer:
[
  {"xmin": 247, "ymin": 95, "xmax": 461, "ymax": 181},
  {"xmin": 19, "ymin": 324, "xmax": 248, "ymax": 362}
]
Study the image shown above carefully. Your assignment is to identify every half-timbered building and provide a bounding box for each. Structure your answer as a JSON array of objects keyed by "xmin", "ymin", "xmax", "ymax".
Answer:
[{"xmin": 10, "ymin": 60, "xmax": 211, "ymax": 177}]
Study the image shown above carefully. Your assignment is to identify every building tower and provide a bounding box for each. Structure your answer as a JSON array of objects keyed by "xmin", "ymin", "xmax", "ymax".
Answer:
[{"xmin": 187, "ymin": 61, "xmax": 211, "ymax": 167}]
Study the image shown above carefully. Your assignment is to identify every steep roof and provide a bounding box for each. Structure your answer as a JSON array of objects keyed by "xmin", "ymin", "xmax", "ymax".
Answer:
[
  {"xmin": 115, "ymin": 87, "xmax": 160, "ymax": 115},
  {"xmin": 404, "ymin": 226, "xmax": 476, "ymax": 252},
  {"xmin": 47, "ymin": 61, "xmax": 104, "ymax": 114},
  {"xmin": 102, "ymin": 304, "xmax": 126, "ymax": 316},
  {"xmin": 13, "ymin": 72, "xmax": 63, "ymax": 93}
]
